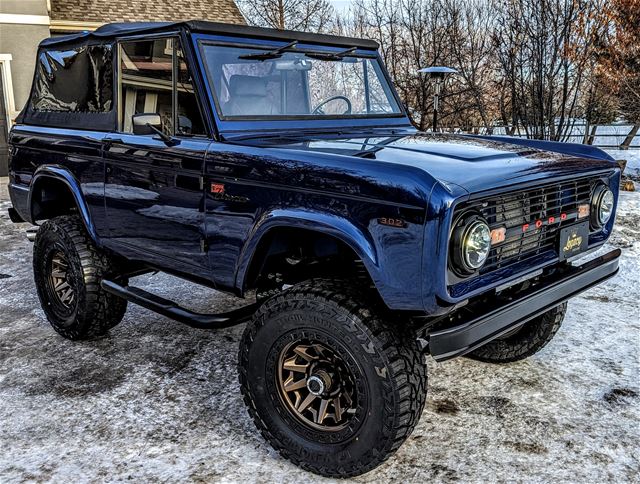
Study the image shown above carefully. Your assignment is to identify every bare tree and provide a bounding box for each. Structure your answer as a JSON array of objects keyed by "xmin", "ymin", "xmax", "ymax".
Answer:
[
  {"xmin": 241, "ymin": 0, "xmax": 631, "ymax": 144},
  {"xmin": 346, "ymin": 0, "xmax": 456, "ymax": 130},
  {"xmin": 442, "ymin": 0, "xmax": 499, "ymax": 131},
  {"xmin": 574, "ymin": 1, "xmax": 619, "ymax": 144},
  {"xmin": 591, "ymin": 0, "xmax": 640, "ymax": 148},
  {"xmin": 493, "ymin": 0, "xmax": 602, "ymax": 140},
  {"xmin": 238, "ymin": 0, "xmax": 335, "ymax": 32}
]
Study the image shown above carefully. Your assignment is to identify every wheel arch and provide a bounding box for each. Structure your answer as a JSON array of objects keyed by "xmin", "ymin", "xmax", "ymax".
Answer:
[
  {"xmin": 28, "ymin": 166, "xmax": 99, "ymax": 243},
  {"xmin": 236, "ymin": 210, "xmax": 381, "ymax": 294}
]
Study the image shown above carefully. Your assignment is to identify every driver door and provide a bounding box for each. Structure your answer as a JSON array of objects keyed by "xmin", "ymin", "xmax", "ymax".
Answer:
[{"xmin": 103, "ymin": 36, "xmax": 212, "ymax": 279}]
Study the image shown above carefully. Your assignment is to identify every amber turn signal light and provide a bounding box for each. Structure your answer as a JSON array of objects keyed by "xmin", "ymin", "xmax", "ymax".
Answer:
[
  {"xmin": 490, "ymin": 227, "xmax": 506, "ymax": 245},
  {"xmin": 578, "ymin": 203, "xmax": 590, "ymax": 219}
]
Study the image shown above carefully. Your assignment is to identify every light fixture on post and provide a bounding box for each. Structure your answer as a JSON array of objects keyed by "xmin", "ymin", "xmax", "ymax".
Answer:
[{"xmin": 418, "ymin": 66, "xmax": 458, "ymax": 132}]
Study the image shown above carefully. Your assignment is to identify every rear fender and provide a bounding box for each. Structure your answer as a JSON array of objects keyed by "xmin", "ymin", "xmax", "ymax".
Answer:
[{"xmin": 29, "ymin": 165, "xmax": 99, "ymax": 243}]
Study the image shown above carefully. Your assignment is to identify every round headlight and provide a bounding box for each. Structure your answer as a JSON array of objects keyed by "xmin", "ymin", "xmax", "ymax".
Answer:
[
  {"xmin": 463, "ymin": 220, "xmax": 491, "ymax": 269},
  {"xmin": 591, "ymin": 185, "xmax": 614, "ymax": 229},
  {"xmin": 451, "ymin": 215, "xmax": 491, "ymax": 275}
]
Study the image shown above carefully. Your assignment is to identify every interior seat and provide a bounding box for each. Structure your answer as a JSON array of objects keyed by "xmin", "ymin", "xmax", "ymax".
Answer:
[{"xmin": 224, "ymin": 75, "xmax": 277, "ymax": 116}]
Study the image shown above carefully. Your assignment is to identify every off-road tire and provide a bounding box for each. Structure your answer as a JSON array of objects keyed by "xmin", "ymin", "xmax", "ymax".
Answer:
[
  {"xmin": 33, "ymin": 215, "xmax": 128, "ymax": 340},
  {"xmin": 238, "ymin": 279, "xmax": 427, "ymax": 478},
  {"xmin": 467, "ymin": 303, "xmax": 567, "ymax": 363}
]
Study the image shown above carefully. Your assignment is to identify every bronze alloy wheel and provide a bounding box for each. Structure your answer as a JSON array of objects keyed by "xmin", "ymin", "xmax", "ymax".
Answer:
[
  {"xmin": 47, "ymin": 250, "xmax": 75, "ymax": 309},
  {"xmin": 276, "ymin": 339, "xmax": 357, "ymax": 431},
  {"xmin": 239, "ymin": 279, "xmax": 429, "ymax": 477},
  {"xmin": 34, "ymin": 215, "xmax": 129, "ymax": 339}
]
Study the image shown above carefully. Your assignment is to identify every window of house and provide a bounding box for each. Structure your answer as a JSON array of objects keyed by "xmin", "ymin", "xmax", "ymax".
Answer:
[{"xmin": 119, "ymin": 38, "xmax": 206, "ymax": 136}]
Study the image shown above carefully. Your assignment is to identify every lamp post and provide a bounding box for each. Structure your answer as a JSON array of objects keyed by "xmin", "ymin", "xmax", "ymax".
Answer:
[{"xmin": 418, "ymin": 66, "xmax": 458, "ymax": 132}]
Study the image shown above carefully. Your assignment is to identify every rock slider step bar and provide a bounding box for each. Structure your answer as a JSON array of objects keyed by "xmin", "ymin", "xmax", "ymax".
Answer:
[{"xmin": 101, "ymin": 279, "xmax": 260, "ymax": 329}]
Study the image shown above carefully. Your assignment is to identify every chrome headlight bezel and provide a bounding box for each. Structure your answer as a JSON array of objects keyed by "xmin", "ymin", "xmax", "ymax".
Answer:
[
  {"xmin": 590, "ymin": 184, "xmax": 614, "ymax": 230},
  {"xmin": 450, "ymin": 213, "xmax": 491, "ymax": 276}
]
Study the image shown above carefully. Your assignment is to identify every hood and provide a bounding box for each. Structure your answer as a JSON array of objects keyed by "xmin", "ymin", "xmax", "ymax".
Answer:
[{"xmin": 236, "ymin": 132, "xmax": 617, "ymax": 193}]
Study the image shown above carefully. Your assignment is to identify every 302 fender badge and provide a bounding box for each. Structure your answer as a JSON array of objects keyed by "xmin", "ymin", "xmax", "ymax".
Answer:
[{"xmin": 378, "ymin": 217, "xmax": 406, "ymax": 228}]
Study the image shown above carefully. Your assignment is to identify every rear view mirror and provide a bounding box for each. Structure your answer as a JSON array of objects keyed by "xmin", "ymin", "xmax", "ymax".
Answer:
[
  {"xmin": 132, "ymin": 113, "xmax": 161, "ymax": 135},
  {"xmin": 274, "ymin": 59, "xmax": 312, "ymax": 71}
]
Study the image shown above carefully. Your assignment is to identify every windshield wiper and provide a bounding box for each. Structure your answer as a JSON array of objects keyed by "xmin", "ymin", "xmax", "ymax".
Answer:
[
  {"xmin": 305, "ymin": 47, "xmax": 358, "ymax": 61},
  {"xmin": 238, "ymin": 40, "xmax": 298, "ymax": 61}
]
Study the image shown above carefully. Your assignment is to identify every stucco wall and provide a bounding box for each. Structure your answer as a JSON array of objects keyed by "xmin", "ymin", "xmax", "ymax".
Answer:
[
  {"xmin": 0, "ymin": 24, "xmax": 49, "ymax": 111},
  {"xmin": 0, "ymin": 1, "xmax": 50, "ymax": 112},
  {"xmin": 1, "ymin": 0, "xmax": 48, "ymax": 16}
]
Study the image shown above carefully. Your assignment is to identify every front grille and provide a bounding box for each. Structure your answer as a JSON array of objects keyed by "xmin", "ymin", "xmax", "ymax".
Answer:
[{"xmin": 456, "ymin": 175, "xmax": 603, "ymax": 274}]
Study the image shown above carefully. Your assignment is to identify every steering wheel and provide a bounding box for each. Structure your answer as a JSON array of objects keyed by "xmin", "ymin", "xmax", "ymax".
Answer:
[{"xmin": 312, "ymin": 95, "xmax": 352, "ymax": 115}]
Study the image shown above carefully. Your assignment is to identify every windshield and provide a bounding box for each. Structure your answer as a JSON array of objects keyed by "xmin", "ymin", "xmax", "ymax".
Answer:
[{"xmin": 200, "ymin": 44, "xmax": 402, "ymax": 119}]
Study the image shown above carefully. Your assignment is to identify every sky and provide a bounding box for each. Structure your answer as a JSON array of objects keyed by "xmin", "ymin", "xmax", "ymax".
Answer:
[{"xmin": 331, "ymin": 0, "xmax": 353, "ymax": 15}]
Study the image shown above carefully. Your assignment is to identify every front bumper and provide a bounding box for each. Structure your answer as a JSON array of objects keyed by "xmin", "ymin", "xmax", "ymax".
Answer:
[{"xmin": 428, "ymin": 248, "xmax": 621, "ymax": 361}]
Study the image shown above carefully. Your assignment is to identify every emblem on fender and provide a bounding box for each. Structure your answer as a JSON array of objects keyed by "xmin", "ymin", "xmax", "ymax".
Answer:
[
  {"xmin": 378, "ymin": 217, "xmax": 406, "ymax": 228},
  {"xmin": 211, "ymin": 183, "xmax": 225, "ymax": 194}
]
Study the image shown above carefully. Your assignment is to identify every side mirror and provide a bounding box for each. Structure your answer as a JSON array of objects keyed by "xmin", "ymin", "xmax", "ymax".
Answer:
[{"xmin": 132, "ymin": 113, "xmax": 162, "ymax": 135}]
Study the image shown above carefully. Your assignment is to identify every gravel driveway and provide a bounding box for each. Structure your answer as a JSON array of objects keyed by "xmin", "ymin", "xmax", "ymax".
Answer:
[{"xmin": 0, "ymin": 179, "xmax": 638, "ymax": 483}]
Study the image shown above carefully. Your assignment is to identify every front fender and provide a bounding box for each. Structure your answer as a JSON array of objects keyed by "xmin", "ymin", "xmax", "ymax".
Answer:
[
  {"xmin": 235, "ymin": 208, "xmax": 379, "ymax": 287},
  {"xmin": 29, "ymin": 165, "xmax": 99, "ymax": 243},
  {"xmin": 235, "ymin": 206, "xmax": 427, "ymax": 311}
]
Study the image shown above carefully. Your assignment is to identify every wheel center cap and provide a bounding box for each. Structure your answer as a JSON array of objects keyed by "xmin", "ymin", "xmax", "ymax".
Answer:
[{"xmin": 307, "ymin": 375, "xmax": 325, "ymax": 395}]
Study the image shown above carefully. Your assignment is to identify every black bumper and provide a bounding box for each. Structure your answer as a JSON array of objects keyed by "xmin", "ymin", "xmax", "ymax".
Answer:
[{"xmin": 429, "ymin": 249, "xmax": 621, "ymax": 361}]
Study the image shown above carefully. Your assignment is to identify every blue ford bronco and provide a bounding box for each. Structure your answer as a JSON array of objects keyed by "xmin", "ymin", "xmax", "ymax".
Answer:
[{"xmin": 7, "ymin": 21, "xmax": 621, "ymax": 477}]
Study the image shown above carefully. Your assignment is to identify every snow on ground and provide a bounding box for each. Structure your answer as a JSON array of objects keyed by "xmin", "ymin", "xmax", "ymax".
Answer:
[
  {"xmin": 606, "ymin": 150, "xmax": 640, "ymax": 180},
  {"xmin": 0, "ymin": 176, "xmax": 638, "ymax": 483},
  {"xmin": 491, "ymin": 124, "xmax": 640, "ymax": 149}
]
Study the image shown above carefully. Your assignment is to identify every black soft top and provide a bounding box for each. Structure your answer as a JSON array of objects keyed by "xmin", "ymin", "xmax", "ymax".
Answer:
[{"xmin": 41, "ymin": 21, "xmax": 379, "ymax": 50}]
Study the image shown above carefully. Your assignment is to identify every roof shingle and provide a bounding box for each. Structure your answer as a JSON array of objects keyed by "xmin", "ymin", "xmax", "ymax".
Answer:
[{"xmin": 50, "ymin": 0, "xmax": 245, "ymax": 25}]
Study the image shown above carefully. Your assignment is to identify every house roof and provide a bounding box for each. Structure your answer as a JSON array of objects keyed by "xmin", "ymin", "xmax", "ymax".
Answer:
[
  {"xmin": 50, "ymin": 0, "xmax": 245, "ymax": 25},
  {"xmin": 40, "ymin": 21, "xmax": 380, "ymax": 50}
]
